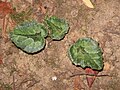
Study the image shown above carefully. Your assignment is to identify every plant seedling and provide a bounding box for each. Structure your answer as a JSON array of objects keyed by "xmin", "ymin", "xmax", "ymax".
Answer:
[
  {"xmin": 68, "ymin": 37, "xmax": 104, "ymax": 87},
  {"xmin": 45, "ymin": 16, "xmax": 69, "ymax": 40},
  {"xmin": 10, "ymin": 20, "xmax": 48, "ymax": 53},
  {"xmin": 10, "ymin": 16, "xmax": 69, "ymax": 53}
]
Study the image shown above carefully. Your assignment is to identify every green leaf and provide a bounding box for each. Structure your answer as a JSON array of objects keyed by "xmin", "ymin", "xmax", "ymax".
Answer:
[
  {"xmin": 45, "ymin": 16, "xmax": 69, "ymax": 40},
  {"xmin": 13, "ymin": 21, "xmax": 48, "ymax": 37},
  {"xmin": 68, "ymin": 37, "xmax": 103, "ymax": 70},
  {"xmin": 10, "ymin": 20, "xmax": 48, "ymax": 53}
]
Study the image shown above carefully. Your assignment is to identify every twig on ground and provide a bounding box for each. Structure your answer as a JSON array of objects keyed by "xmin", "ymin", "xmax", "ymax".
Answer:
[{"xmin": 70, "ymin": 73, "xmax": 110, "ymax": 78}]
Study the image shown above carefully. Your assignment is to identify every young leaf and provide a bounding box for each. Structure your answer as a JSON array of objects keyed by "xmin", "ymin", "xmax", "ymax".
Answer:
[
  {"xmin": 10, "ymin": 21, "xmax": 48, "ymax": 53},
  {"xmin": 45, "ymin": 16, "xmax": 69, "ymax": 40},
  {"xmin": 68, "ymin": 37, "xmax": 103, "ymax": 70},
  {"xmin": 82, "ymin": 0, "xmax": 94, "ymax": 8}
]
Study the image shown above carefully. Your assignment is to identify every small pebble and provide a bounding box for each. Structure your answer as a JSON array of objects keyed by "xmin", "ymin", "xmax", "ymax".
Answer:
[{"xmin": 51, "ymin": 76, "xmax": 57, "ymax": 81}]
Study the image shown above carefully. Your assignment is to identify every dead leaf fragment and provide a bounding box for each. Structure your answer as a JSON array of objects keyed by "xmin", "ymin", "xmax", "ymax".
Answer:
[
  {"xmin": 82, "ymin": 0, "xmax": 94, "ymax": 8},
  {"xmin": 104, "ymin": 62, "xmax": 110, "ymax": 71},
  {"xmin": 85, "ymin": 68, "xmax": 98, "ymax": 87}
]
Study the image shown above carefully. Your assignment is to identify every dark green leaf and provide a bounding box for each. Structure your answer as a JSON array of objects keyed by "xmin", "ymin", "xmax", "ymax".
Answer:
[
  {"xmin": 68, "ymin": 37, "xmax": 103, "ymax": 70},
  {"xmin": 45, "ymin": 16, "xmax": 69, "ymax": 40},
  {"xmin": 10, "ymin": 21, "xmax": 47, "ymax": 53}
]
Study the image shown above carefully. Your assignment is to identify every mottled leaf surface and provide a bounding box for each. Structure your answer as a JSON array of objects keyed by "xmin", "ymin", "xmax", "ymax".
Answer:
[
  {"xmin": 10, "ymin": 21, "xmax": 48, "ymax": 53},
  {"xmin": 45, "ymin": 16, "xmax": 69, "ymax": 40},
  {"xmin": 68, "ymin": 37, "xmax": 103, "ymax": 70}
]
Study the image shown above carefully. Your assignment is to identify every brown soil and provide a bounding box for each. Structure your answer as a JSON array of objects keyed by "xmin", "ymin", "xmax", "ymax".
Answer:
[{"xmin": 0, "ymin": 0, "xmax": 120, "ymax": 90}]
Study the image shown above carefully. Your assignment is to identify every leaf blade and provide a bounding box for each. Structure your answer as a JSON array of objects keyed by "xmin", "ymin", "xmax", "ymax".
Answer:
[
  {"xmin": 68, "ymin": 37, "xmax": 103, "ymax": 70},
  {"xmin": 10, "ymin": 20, "xmax": 47, "ymax": 53},
  {"xmin": 45, "ymin": 16, "xmax": 69, "ymax": 40}
]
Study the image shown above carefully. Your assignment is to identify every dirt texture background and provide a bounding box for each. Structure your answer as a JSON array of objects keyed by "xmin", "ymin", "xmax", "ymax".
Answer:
[{"xmin": 0, "ymin": 0, "xmax": 120, "ymax": 90}]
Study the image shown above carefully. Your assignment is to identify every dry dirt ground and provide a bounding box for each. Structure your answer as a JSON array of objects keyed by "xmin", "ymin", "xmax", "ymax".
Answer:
[{"xmin": 0, "ymin": 0, "xmax": 120, "ymax": 90}]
